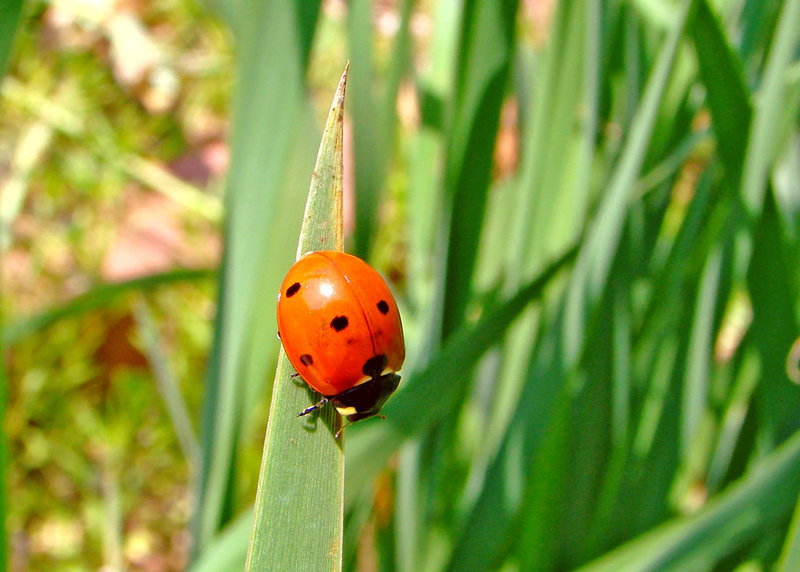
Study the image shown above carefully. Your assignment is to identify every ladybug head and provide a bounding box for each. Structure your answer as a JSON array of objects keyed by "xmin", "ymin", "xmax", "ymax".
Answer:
[{"xmin": 331, "ymin": 372, "xmax": 401, "ymax": 423}]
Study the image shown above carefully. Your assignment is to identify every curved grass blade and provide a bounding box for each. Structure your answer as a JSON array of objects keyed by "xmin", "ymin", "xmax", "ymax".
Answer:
[
  {"xmin": 245, "ymin": 64, "xmax": 348, "ymax": 571},
  {"xmin": 3, "ymin": 268, "xmax": 216, "ymax": 346}
]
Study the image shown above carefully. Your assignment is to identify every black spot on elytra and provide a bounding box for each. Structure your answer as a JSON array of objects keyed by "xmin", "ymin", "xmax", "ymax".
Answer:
[
  {"xmin": 362, "ymin": 354, "xmax": 388, "ymax": 378},
  {"xmin": 286, "ymin": 282, "xmax": 301, "ymax": 297},
  {"xmin": 377, "ymin": 300, "xmax": 390, "ymax": 315},
  {"xmin": 300, "ymin": 354, "xmax": 313, "ymax": 366},
  {"xmin": 330, "ymin": 316, "xmax": 349, "ymax": 331}
]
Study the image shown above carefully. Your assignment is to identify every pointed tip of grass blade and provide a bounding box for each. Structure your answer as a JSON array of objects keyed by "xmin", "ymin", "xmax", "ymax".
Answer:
[
  {"xmin": 297, "ymin": 62, "xmax": 349, "ymax": 258},
  {"xmin": 246, "ymin": 64, "xmax": 349, "ymax": 572}
]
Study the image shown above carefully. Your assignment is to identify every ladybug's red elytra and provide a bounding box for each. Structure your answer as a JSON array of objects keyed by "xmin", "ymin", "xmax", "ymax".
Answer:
[{"xmin": 277, "ymin": 251, "xmax": 405, "ymax": 426}]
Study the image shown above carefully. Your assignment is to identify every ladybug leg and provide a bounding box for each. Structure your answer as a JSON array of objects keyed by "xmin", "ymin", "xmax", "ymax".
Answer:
[
  {"xmin": 335, "ymin": 421, "xmax": 348, "ymax": 439},
  {"xmin": 291, "ymin": 372, "xmax": 301, "ymax": 378},
  {"xmin": 298, "ymin": 396, "xmax": 328, "ymax": 417}
]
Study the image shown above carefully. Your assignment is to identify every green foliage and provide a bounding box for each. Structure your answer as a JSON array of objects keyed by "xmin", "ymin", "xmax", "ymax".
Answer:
[{"xmin": 3, "ymin": 0, "xmax": 800, "ymax": 569}]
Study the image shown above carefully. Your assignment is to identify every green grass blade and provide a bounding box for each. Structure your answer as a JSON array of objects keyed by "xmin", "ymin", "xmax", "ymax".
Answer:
[
  {"xmin": 778, "ymin": 489, "xmax": 800, "ymax": 571},
  {"xmin": 132, "ymin": 297, "xmax": 200, "ymax": 467},
  {"xmin": 436, "ymin": 0, "xmax": 517, "ymax": 339},
  {"xmin": 747, "ymin": 196, "xmax": 800, "ymax": 444},
  {"xmin": 444, "ymin": 312, "xmax": 571, "ymax": 572},
  {"xmin": 578, "ymin": 429, "xmax": 800, "ymax": 571},
  {"xmin": 681, "ymin": 247, "xmax": 722, "ymax": 457},
  {"xmin": 405, "ymin": 0, "xmax": 460, "ymax": 310},
  {"xmin": 245, "ymin": 64, "xmax": 348, "ymax": 571},
  {"xmin": 741, "ymin": 0, "xmax": 800, "ymax": 215},
  {"xmin": 347, "ymin": 0, "xmax": 410, "ymax": 258},
  {"xmin": 191, "ymin": 510, "xmax": 252, "ymax": 572},
  {"xmin": 513, "ymin": 0, "xmax": 598, "ymax": 269},
  {"xmin": 0, "ymin": 0, "xmax": 23, "ymax": 77},
  {"xmin": 478, "ymin": 0, "xmax": 601, "ymax": 502},
  {"xmin": 563, "ymin": 0, "xmax": 691, "ymax": 364},
  {"xmin": 689, "ymin": 0, "xmax": 752, "ymax": 185},
  {"xmin": 203, "ymin": 0, "xmax": 319, "ymax": 68}
]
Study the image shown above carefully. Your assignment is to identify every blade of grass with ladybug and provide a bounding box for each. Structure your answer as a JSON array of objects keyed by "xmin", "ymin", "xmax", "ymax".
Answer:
[{"xmin": 245, "ymin": 64, "xmax": 348, "ymax": 571}]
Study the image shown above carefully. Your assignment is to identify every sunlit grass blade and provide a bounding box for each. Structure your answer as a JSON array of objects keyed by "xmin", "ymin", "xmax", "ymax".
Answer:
[
  {"xmin": 578, "ymin": 429, "xmax": 800, "ymax": 571},
  {"xmin": 435, "ymin": 0, "xmax": 517, "ymax": 340},
  {"xmin": 404, "ymin": 0, "xmax": 460, "ymax": 313},
  {"xmin": 191, "ymin": 509, "xmax": 252, "ymax": 572},
  {"xmin": 680, "ymin": 247, "xmax": 723, "ymax": 458},
  {"xmin": 395, "ymin": 3, "xmax": 518, "ymax": 563},
  {"xmin": 706, "ymin": 349, "xmax": 760, "ymax": 492},
  {"xmin": 563, "ymin": 0, "xmax": 691, "ymax": 364},
  {"xmin": 778, "ymin": 490, "xmax": 800, "ymax": 571},
  {"xmin": 472, "ymin": 0, "xmax": 601, "ymax": 524},
  {"xmin": 132, "ymin": 297, "xmax": 200, "ymax": 467},
  {"xmin": 245, "ymin": 64, "xmax": 348, "ymax": 571},
  {"xmin": 513, "ymin": 0, "xmax": 598, "ymax": 268},
  {"xmin": 0, "ymin": 120, "xmax": 53, "ymax": 250},
  {"xmin": 347, "ymin": 0, "xmax": 411, "ymax": 259},
  {"xmin": 740, "ymin": 0, "xmax": 800, "ymax": 215}
]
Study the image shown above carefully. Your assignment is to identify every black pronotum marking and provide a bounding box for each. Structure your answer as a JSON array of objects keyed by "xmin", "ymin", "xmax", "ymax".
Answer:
[
  {"xmin": 286, "ymin": 282, "xmax": 301, "ymax": 297},
  {"xmin": 300, "ymin": 354, "xmax": 313, "ymax": 366},
  {"xmin": 331, "ymin": 372, "xmax": 401, "ymax": 423},
  {"xmin": 377, "ymin": 300, "xmax": 390, "ymax": 315},
  {"xmin": 330, "ymin": 316, "xmax": 349, "ymax": 331},
  {"xmin": 362, "ymin": 354, "xmax": 388, "ymax": 378}
]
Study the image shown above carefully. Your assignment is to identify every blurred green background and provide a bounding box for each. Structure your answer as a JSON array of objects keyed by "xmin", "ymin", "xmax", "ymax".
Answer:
[{"xmin": 2, "ymin": 0, "xmax": 800, "ymax": 570}]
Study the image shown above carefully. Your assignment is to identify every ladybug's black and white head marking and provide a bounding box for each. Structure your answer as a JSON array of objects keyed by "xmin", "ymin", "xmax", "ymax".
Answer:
[{"xmin": 331, "ymin": 371, "xmax": 401, "ymax": 423}]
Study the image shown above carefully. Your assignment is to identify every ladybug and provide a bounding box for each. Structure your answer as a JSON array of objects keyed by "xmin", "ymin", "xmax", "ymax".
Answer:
[{"xmin": 277, "ymin": 251, "xmax": 405, "ymax": 427}]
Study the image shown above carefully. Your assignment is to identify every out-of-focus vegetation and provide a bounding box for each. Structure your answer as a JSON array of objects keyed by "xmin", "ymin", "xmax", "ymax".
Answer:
[
  {"xmin": 2, "ymin": 0, "xmax": 800, "ymax": 570},
  {"xmin": 2, "ymin": 1, "xmax": 228, "ymax": 569}
]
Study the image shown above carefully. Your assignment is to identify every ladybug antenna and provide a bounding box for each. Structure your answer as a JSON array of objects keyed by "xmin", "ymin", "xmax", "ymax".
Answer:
[{"xmin": 298, "ymin": 396, "xmax": 329, "ymax": 417}]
